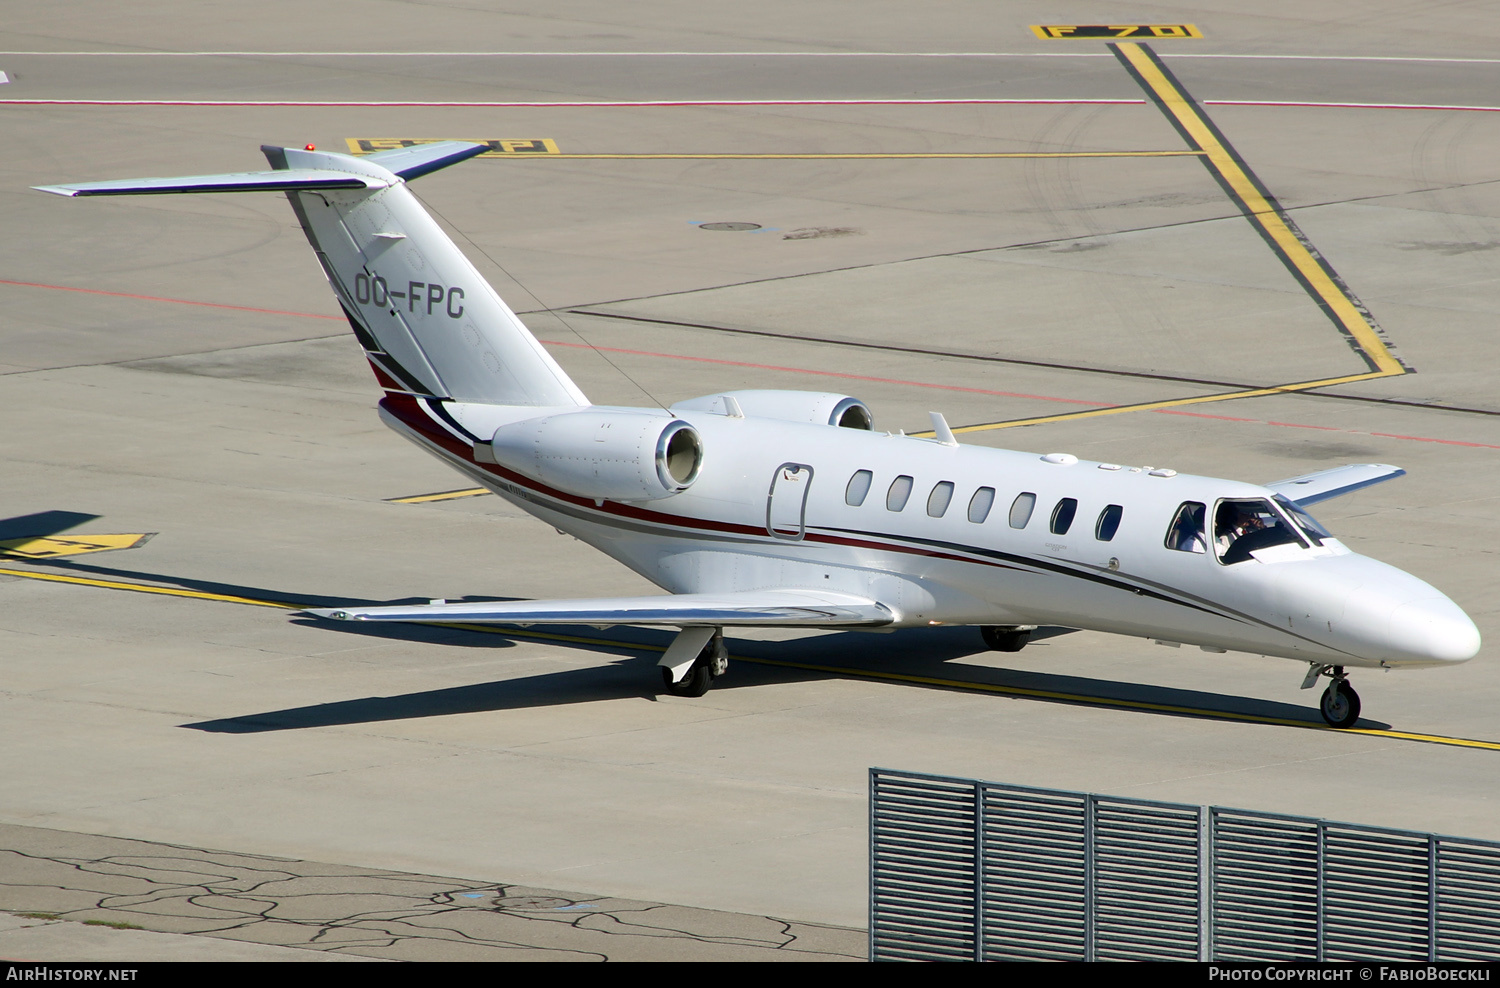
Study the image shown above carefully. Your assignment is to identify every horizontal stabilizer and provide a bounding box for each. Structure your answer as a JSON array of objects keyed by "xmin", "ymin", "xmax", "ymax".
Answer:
[
  {"xmin": 361, "ymin": 141, "xmax": 488, "ymax": 180},
  {"xmin": 33, "ymin": 169, "xmax": 386, "ymax": 197},
  {"xmin": 1267, "ymin": 463, "xmax": 1406, "ymax": 505},
  {"xmin": 304, "ymin": 589, "xmax": 895, "ymax": 628}
]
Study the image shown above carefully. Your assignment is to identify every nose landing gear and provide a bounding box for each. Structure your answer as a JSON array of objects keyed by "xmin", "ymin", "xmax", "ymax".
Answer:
[{"xmin": 1302, "ymin": 663, "xmax": 1361, "ymax": 728}]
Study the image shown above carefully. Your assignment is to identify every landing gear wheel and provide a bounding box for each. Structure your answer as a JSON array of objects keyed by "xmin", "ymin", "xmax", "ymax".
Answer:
[
  {"xmin": 662, "ymin": 662, "xmax": 712, "ymax": 698},
  {"xmin": 1319, "ymin": 680, "xmax": 1361, "ymax": 728},
  {"xmin": 660, "ymin": 630, "xmax": 726, "ymax": 698},
  {"xmin": 981, "ymin": 626, "xmax": 1031, "ymax": 652}
]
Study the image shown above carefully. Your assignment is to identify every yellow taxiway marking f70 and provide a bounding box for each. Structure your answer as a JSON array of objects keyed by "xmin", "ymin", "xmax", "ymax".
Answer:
[
  {"xmin": 348, "ymin": 138, "xmax": 560, "ymax": 156},
  {"xmin": 0, "ymin": 563, "xmax": 1495, "ymax": 752},
  {"xmin": 0, "ymin": 533, "xmax": 154, "ymax": 560},
  {"xmin": 1033, "ymin": 25, "xmax": 1202, "ymax": 40}
]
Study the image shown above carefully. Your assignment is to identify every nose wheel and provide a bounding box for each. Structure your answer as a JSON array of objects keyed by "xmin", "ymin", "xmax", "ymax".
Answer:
[{"xmin": 1306, "ymin": 665, "xmax": 1361, "ymax": 728}]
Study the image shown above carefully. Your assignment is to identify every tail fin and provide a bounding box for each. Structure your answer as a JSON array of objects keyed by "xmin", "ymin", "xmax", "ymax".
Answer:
[{"xmin": 37, "ymin": 143, "xmax": 588, "ymax": 408}]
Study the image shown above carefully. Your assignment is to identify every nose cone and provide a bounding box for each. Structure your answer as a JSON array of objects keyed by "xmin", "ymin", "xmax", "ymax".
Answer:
[{"xmin": 1388, "ymin": 596, "xmax": 1482, "ymax": 665}]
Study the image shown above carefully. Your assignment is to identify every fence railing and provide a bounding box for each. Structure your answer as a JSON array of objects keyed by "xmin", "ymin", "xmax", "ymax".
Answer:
[{"xmin": 869, "ymin": 769, "xmax": 1500, "ymax": 962}]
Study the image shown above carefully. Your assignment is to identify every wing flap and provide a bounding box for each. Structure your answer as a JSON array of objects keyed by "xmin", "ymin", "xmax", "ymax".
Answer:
[
  {"xmin": 304, "ymin": 589, "xmax": 894, "ymax": 628},
  {"xmin": 1266, "ymin": 463, "xmax": 1406, "ymax": 505}
]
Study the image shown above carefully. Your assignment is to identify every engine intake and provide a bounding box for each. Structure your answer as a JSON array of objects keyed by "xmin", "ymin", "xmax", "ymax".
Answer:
[{"xmin": 483, "ymin": 408, "xmax": 703, "ymax": 501}]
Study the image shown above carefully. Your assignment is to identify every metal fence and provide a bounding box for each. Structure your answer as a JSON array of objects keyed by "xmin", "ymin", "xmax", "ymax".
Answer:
[{"xmin": 869, "ymin": 768, "xmax": 1500, "ymax": 962}]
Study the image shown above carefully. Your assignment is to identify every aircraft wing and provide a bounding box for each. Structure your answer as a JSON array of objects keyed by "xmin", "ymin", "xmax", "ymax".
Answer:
[
  {"xmin": 1266, "ymin": 463, "xmax": 1406, "ymax": 505},
  {"xmin": 303, "ymin": 589, "xmax": 895, "ymax": 628}
]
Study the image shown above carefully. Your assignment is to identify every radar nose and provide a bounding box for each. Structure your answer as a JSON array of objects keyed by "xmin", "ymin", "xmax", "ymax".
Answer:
[{"xmin": 1388, "ymin": 596, "xmax": 1482, "ymax": 664}]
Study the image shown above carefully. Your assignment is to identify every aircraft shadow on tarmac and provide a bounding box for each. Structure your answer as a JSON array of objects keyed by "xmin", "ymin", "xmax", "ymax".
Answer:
[{"xmin": 184, "ymin": 618, "xmax": 1370, "ymax": 734}]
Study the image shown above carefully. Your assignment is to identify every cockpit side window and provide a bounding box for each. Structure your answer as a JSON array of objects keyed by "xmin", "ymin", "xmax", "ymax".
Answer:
[
  {"xmin": 1214, "ymin": 498, "xmax": 1309, "ymax": 564},
  {"xmin": 1165, "ymin": 502, "xmax": 1207, "ymax": 554}
]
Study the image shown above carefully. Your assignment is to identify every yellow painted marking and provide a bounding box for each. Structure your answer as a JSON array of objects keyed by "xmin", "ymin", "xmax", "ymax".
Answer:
[
  {"xmin": 1114, "ymin": 42, "xmax": 1403, "ymax": 376},
  {"xmin": 347, "ymin": 139, "xmax": 1201, "ymax": 161},
  {"xmin": 0, "ymin": 567, "xmax": 299, "ymax": 608},
  {"xmin": 522, "ymin": 151, "xmax": 1201, "ymax": 160},
  {"xmin": 1033, "ymin": 24, "xmax": 1202, "ymax": 40},
  {"xmin": 917, "ymin": 371, "xmax": 1393, "ymax": 437},
  {"xmin": 0, "ymin": 533, "xmax": 153, "ymax": 560},
  {"xmin": 0, "ymin": 563, "xmax": 1493, "ymax": 750},
  {"xmin": 387, "ymin": 488, "xmax": 491, "ymax": 504},
  {"xmin": 346, "ymin": 138, "xmax": 561, "ymax": 155}
]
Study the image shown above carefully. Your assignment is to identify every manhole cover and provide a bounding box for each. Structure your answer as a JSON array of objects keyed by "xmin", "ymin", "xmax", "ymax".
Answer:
[{"xmin": 699, "ymin": 221, "xmax": 762, "ymax": 231}]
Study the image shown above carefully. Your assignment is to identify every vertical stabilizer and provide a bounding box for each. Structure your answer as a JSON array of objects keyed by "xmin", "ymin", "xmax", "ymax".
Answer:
[
  {"xmin": 38, "ymin": 143, "xmax": 587, "ymax": 408},
  {"xmin": 264, "ymin": 144, "xmax": 587, "ymax": 406}
]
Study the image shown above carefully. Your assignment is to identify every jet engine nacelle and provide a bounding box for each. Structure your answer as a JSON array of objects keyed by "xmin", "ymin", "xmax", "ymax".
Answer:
[
  {"xmin": 672, "ymin": 390, "xmax": 874, "ymax": 430},
  {"xmin": 483, "ymin": 408, "xmax": 703, "ymax": 501}
]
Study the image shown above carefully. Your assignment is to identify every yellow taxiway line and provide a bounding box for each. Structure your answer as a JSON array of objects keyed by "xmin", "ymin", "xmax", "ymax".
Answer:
[
  {"xmin": 1112, "ymin": 42, "xmax": 1404, "ymax": 377},
  {"xmin": 387, "ymin": 488, "xmax": 491, "ymax": 503},
  {"xmin": 532, "ymin": 150, "xmax": 1205, "ymax": 159},
  {"xmin": 3, "ymin": 563, "xmax": 1494, "ymax": 751}
]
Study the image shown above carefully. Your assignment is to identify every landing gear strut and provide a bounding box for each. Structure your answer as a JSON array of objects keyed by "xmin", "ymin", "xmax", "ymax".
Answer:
[
  {"xmin": 1303, "ymin": 664, "xmax": 1361, "ymax": 728},
  {"xmin": 981, "ymin": 625, "xmax": 1035, "ymax": 652},
  {"xmin": 659, "ymin": 627, "xmax": 728, "ymax": 697}
]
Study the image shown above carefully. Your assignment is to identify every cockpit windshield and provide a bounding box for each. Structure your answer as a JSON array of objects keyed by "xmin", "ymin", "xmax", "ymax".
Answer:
[
  {"xmin": 1213, "ymin": 498, "xmax": 1309, "ymax": 565},
  {"xmin": 1272, "ymin": 494, "xmax": 1331, "ymax": 544}
]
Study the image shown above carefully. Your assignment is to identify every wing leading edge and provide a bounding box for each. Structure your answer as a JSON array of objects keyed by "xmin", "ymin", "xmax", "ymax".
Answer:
[
  {"xmin": 304, "ymin": 589, "xmax": 895, "ymax": 628},
  {"xmin": 1266, "ymin": 463, "xmax": 1406, "ymax": 506}
]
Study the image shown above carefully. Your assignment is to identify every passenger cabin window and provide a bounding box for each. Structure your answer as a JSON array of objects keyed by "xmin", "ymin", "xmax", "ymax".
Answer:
[
  {"xmin": 845, "ymin": 470, "xmax": 873, "ymax": 507},
  {"xmin": 1166, "ymin": 501, "xmax": 1207, "ymax": 553},
  {"xmin": 1050, "ymin": 498, "xmax": 1078, "ymax": 535},
  {"xmin": 887, "ymin": 475, "xmax": 914, "ymax": 511},
  {"xmin": 1095, "ymin": 504, "xmax": 1123, "ymax": 542},
  {"xmin": 927, "ymin": 481, "xmax": 954, "ymax": 518},
  {"xmin": 1214, "ymin": 498, "xmax": 1309, "ymax": 565},
  {"xmin": 968, "ymin": 487, "xmax": 995, "ymax": 524},
  {"xmin": 1009, "ymin": 492, "xmax": 1036, "ymax": 529}
]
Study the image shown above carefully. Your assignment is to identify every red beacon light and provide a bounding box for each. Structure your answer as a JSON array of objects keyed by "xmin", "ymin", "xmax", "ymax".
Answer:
[{"xmin": 304, "ymin": 144, "xmax": 316, "ymax": 151}]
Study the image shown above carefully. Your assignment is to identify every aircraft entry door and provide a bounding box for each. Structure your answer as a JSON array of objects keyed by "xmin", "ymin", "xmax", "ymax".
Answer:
[{"xmin": 767, "ymin": 463, "xmax": 814, "ymax": 541}]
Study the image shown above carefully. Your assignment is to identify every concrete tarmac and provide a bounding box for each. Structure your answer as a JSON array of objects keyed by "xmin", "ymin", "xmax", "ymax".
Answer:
[{"xmin": 2, "ymin": 1, "xmax": 1498, "ymax": 960}]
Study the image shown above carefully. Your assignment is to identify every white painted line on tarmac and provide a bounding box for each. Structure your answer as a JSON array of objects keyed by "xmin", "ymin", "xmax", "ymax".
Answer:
[{"xmin": 2, "ymin": 50, "xmax": 1499, "ymax": 64}]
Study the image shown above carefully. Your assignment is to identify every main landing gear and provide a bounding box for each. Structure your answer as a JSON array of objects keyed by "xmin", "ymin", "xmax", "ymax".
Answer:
[
  {"xmin": 981, "ymin": 625, "xmax": 1036, "ymax": 652},
  {"xmin": 659, "ymin": 626, "xmax": 728, "ymax": 697},
  {"xmin": 1302, "ymin": 663, "xmax": 1361, "ymax": 728}
]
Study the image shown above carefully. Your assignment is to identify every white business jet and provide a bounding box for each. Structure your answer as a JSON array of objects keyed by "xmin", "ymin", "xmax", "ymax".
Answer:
[{"xmin": 39, "ymin": 142, "xmax": 1481, "ymax": 728}]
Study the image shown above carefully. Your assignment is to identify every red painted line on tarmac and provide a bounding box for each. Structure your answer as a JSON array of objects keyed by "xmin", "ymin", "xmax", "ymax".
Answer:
[
  {"xmin": 0, "ymin": 279, "xmax": 344, "ymax": 320},
  {"xmin": 1369, "ymin": 431, "xmax": 1500, "ymax": 449},
  {"xmin": 8, "ymin": 276, "xmax": 1495, "ymax": 449},
  {"xmin": 0, "ymin": 97, "xmax": 1145, "ymax": 108}
]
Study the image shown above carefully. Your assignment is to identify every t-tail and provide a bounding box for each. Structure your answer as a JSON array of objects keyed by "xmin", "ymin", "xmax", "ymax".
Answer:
[{"xmin": 35, "ymin": 142, "xmax": 588, "ymax": 408}]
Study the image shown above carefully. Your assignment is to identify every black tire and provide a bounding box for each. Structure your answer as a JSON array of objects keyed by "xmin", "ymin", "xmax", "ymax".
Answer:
[
  {"xmin": 981, "ymin": 626, "xmax": 1031, "ymax": 652},
  {"xmin": 662, "ymin": 662, "xmax": 712, "ymax": 698},
  {"xmin": 1319, "ymin": 681, "xmax": 1361, "ymax": 728}
]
